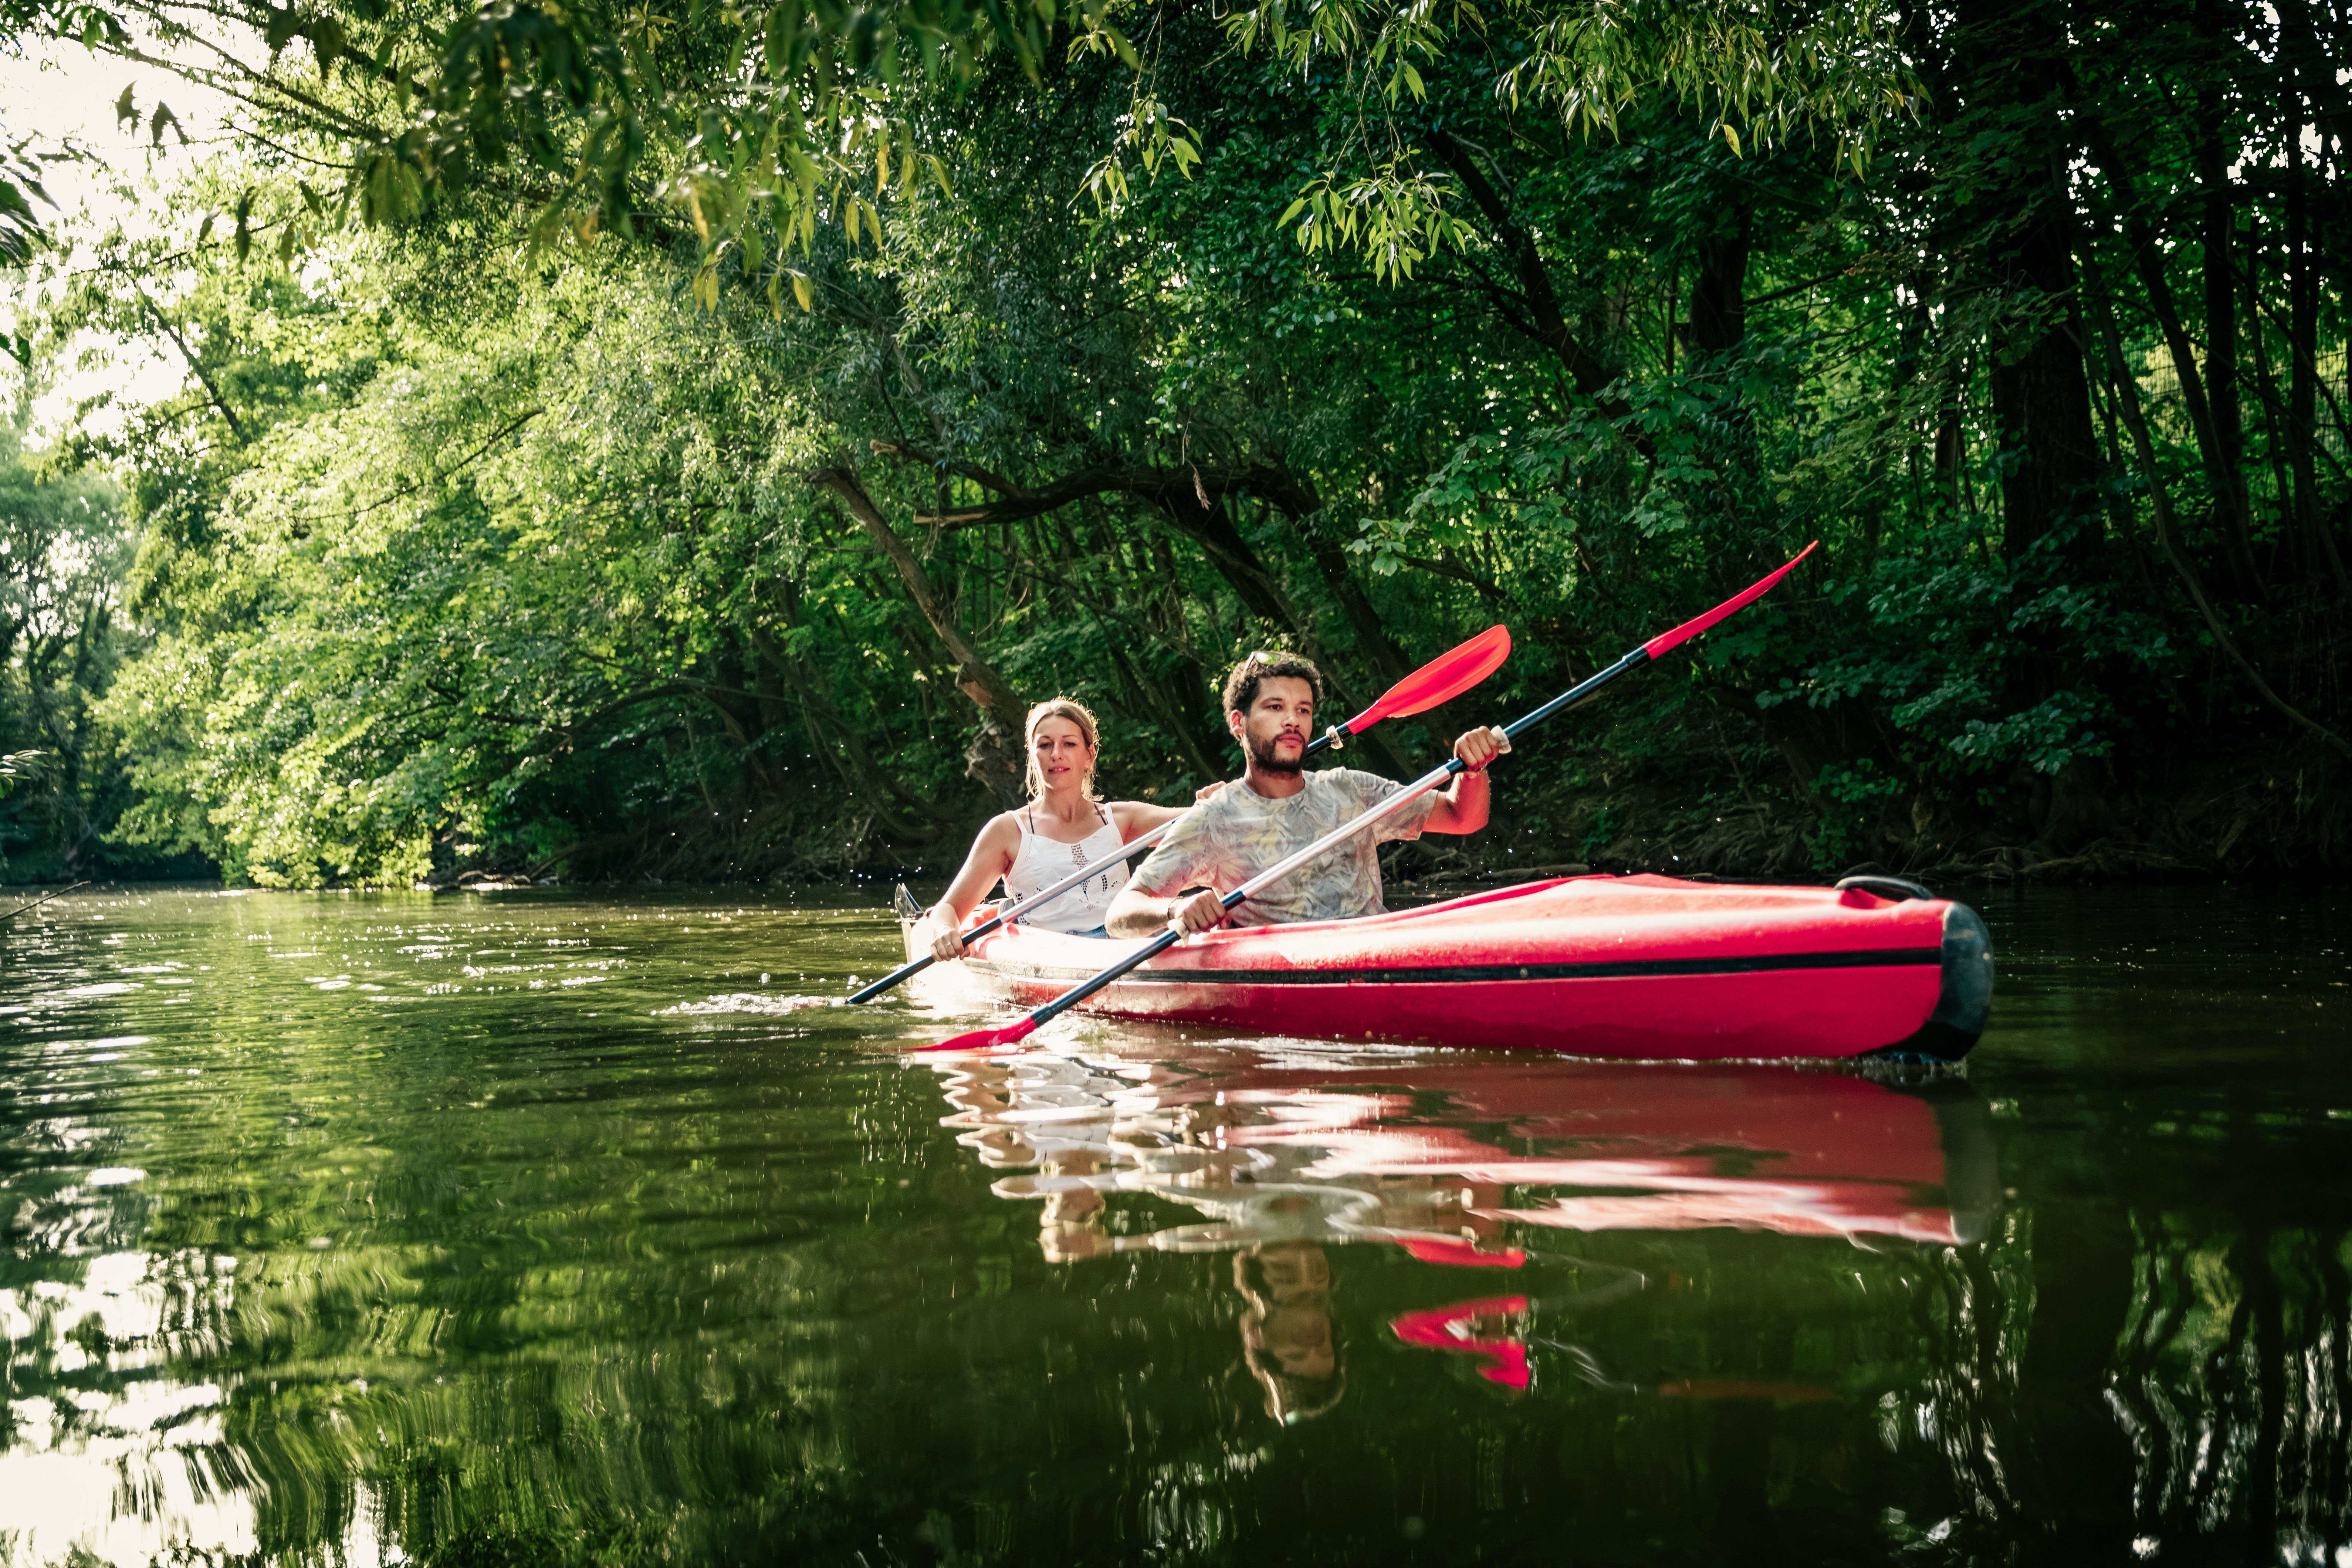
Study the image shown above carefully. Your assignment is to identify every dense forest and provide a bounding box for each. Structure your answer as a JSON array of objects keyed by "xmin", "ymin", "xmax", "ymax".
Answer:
[{"xmin": 0, "ymin": 0, "xmax": 2344, "ymax": 889}]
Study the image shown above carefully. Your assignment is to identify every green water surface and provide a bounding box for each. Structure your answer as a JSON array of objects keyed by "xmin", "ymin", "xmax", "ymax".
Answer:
[{"xmin": 1, "ymin": 883, "xmax": 2347, "ymax": 1565}]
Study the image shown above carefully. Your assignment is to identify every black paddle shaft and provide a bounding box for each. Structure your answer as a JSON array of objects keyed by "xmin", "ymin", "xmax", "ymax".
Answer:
[
  {"xmin": 1500, "ymin": 647, "xmax": 1648, "ymax": 744},
  {"xmin": 847, "ymin": 724, "xmax": 1359, "ymax": 1006},
  {"xmin": 1010, "ymin": 648, "xmax": 1655, "ymax": 1027}
]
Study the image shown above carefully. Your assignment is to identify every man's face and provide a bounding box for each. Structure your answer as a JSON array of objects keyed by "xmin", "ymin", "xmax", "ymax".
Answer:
[{"xmin": 1229, "ymin": 676, "xmax": 1314, "ymax": 775}]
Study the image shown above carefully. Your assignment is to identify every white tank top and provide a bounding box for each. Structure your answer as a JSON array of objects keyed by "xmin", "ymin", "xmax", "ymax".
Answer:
[{"xmin": 1003, "ymin": 804, "xmax": 1130, "ymax": 934}]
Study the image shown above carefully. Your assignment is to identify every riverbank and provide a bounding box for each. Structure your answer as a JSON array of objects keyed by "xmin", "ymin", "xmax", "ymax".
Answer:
[
  {"xmin": 17, "ymin": 710, "xmax": 2344, "ymax": 897},
  {"xmin": 548, "ymin": 717, "xmax": 2352, "ymax": 892}
]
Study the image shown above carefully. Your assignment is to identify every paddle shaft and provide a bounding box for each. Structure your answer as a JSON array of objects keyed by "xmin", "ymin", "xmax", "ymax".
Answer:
[
  {"xmin": 848, "ymin": 721, "xmax": 1361, "ymax": 1006},
  {"xmin": 0, "ymin": 881, "xmax": 85, "ymax": 925},
  {"xmin": 1013, "ymin": 654, "xmax": 1662, "ymax": 1031}
]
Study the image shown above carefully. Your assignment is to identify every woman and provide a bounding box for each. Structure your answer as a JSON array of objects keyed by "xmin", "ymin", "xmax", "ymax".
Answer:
[{"xmin": 916, "ymin": 698, "xmax": 1218, "ymax": 961}]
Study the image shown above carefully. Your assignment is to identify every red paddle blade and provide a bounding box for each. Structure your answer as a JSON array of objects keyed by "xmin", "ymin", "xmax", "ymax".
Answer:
[
  {"xmin": 1340, "ymin": 624, "xmax": 1512, "ymax": 733},
  {"xmin": 910, "ymin": 1015, "xmax": 1040, "ymax": 1054},
  {"xmin": 1642, "ymin": 542, "xmax": 1818, "ymax": 659}
]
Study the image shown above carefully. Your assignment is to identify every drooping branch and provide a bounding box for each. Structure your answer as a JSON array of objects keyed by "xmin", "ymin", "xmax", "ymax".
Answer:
[
  {"xmin": 131, "ymin": 282, "xmax": 244, "ymax": 441},
  {"xmin": 805, "ymin": 465, "xmax": 1025, "ymax": 726},
  {"xmin": 1420, "ymin": 129, "xmax": 1652, "ymax": 463}
]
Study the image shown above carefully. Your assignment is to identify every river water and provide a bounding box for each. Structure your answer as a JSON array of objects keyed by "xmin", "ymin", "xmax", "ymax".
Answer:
[{"xmin": 0, "ymin": 882, "xmax": 2345, "ymax": 1565}]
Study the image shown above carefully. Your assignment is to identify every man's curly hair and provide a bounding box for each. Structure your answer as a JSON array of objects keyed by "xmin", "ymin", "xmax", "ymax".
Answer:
[{"xmin": 1221, "ymin": 651, "xmax": 1326, "ymax": 716}]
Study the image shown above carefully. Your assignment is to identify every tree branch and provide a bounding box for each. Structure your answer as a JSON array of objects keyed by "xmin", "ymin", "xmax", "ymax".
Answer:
[
  {"xmin": 805, "ymin": 465, "xmax": 1025, "ymax": 725},
  {"xmin": 2084, "ymin": 248, "xmax": 2352, "ymax": 760},
  {"xmin": 130, "ymin": 282, "xmax": 243, "ymax": 441}
]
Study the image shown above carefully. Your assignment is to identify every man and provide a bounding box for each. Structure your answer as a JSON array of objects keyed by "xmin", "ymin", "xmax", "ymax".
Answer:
[{"xmin": 1105, "ymin": 651, "xmax": 1502, "ymax": 937}]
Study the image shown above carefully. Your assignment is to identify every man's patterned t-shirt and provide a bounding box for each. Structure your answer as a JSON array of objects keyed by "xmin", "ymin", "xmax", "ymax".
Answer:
[{"xmin": 1126, "ymin": 767, "xmax": 1439, "ymax": 928}]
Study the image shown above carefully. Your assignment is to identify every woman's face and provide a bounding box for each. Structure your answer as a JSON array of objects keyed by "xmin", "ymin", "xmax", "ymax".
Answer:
[{"xmin": 1031, "ymin": 717, "xmax": 1095, "ymax": 792}]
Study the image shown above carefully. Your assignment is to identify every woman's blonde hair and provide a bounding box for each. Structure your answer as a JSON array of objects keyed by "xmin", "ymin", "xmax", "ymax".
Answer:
[{"xmin": 1023, "ymin": 698, "xmax": 1101, "ymax": 800}]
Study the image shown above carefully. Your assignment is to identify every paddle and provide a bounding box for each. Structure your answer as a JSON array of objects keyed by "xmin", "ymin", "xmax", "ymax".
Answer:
[
  {"xmin": 0, "ymin": 881, "xmax": 86, "ymax": 925},
  {"xmin": 845, "ymin": 623, "xmax": 1512, "ymax": 1005},
  {"xmin": 917, "ymin": 543, "xmax": 1816, "ymax": 1054}
]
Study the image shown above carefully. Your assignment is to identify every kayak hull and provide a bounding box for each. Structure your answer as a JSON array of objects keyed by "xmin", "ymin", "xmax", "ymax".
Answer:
[{"xmin": 906, "ymin": 873, "xmax": 1991, "ymax": 1061}]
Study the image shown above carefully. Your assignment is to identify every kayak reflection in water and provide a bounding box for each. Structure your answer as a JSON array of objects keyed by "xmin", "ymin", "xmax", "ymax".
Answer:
[
  {"xmin": 914, "ymin": 698, "xmax": 1223, "ymax": 962},
  {"xmin": 1235, "ymin": 1243, "xmax": 1344, "ymax": 1424},
  {"xmin": 1106, "ymin": 652, "xmax": 1503, "ymax": 937},
  {"xmin": 929, "ymin": 1046, "xmax": 1996, "ymax": 1418}
]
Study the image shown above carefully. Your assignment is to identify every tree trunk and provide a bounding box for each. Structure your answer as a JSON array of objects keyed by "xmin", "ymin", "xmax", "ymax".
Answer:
[
  {"xmin": 1139, "ymin": 482, "xmax": 1411, "ymax": 774},
  {"xmin": 747, "ymin": 622, "xmax": 943, "ymax": 840},
  {"xmin": 1686, "ymin": 202, "xmax": 1750, "ymax": 359},
  {"xmin": 809, "ymin": 464, "xmax": 1031, "ymax": 807},
  {"xmin": 1103, "ymin": 634, "xmax": 1225, "ymax": 783},
  {"xmin": 2194, "ymin": 0, "xmax": 2248, "ymax": 543},
  {"xmin": 2241, "ymin": 233, "xmax": 2302, "ymax": 535},
  {"xmin": 1420, "ymin": 128, "xmax": 1653, "ymax": 458},
  {"xmin": 1247, "ymin": 484, "xmax": 1481, "ymax": 754},
  {"xmin": 2085, "ymin": 247, "xmax": 2352, "ymax": 759},
  {"xmin": 1949, "ymin": 0, "xmax": 2104, "ymax": 565},
  {"xmin": 2085, "ymin": 122, "xmax": 2264, "ymax": 593},
  {"xmin": 1282, "ymin": 507, "xmax": 1410, "ymax": 686},
  {"xmin": 1987, "ymin": 237, "xmax": 2101, "ymax": 566},
  {"xmin": 2284, "ymin": 79, "xmax": 2324, "ymax": 563},
  {"xmin": 1934, "ymin": 354, "xmax": 1968, "ymax": 518},
  {"xmin": 1684, "ymin": 191, "xmax": 1763, "ymax": 580}
]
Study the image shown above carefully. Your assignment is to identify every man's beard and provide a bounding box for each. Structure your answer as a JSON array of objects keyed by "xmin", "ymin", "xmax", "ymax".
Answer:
[{"xmin": 1246, "ymin": 730, "xmax": 1306, "ymax": 776}]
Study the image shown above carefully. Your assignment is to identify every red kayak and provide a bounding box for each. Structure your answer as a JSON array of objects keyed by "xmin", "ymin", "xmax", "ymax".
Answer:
[{"xmin": 901, "ymin": 873, "xmax": 1991, "ymax": 1061}]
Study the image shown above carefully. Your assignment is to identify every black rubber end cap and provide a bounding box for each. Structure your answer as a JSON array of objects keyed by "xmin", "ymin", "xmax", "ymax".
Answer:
[{"xmin": 1877, "ymin": 900, "xmax": 1994, "ymax": 1063}]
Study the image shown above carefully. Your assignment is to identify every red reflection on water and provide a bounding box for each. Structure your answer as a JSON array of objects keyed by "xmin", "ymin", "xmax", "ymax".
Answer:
[{"xmin": 1390, "ymin": 1296, "xmax": 1533, "ymax": 1390}]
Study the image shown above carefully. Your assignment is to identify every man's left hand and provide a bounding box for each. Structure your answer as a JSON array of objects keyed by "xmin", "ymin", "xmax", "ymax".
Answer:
[{"xmin": 1453, "ymin": 727, "xmax": 1507, "ymax": 772}]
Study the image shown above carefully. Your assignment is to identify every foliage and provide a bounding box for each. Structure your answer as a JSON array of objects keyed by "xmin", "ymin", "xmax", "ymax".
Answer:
[
  {"xmin": 3, "ymin": 0, "xmax": 2347, "ymax": 885},
  {"xmin": 2, "ymin": 0, "xmax": 1920, "ymax": 294},
  {"xmin": 0, "ymin": 386, "xmax": 148, "ymax": 878}
]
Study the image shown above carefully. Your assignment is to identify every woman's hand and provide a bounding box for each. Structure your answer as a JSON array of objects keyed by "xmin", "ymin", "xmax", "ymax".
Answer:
[
  {"xmin": 921, "ymin": 904, "xmax": 967, "ymax": 963},
  {"xmin": 1194, "ymin": 779, "xmax": 1229, "ymax": 802}
]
